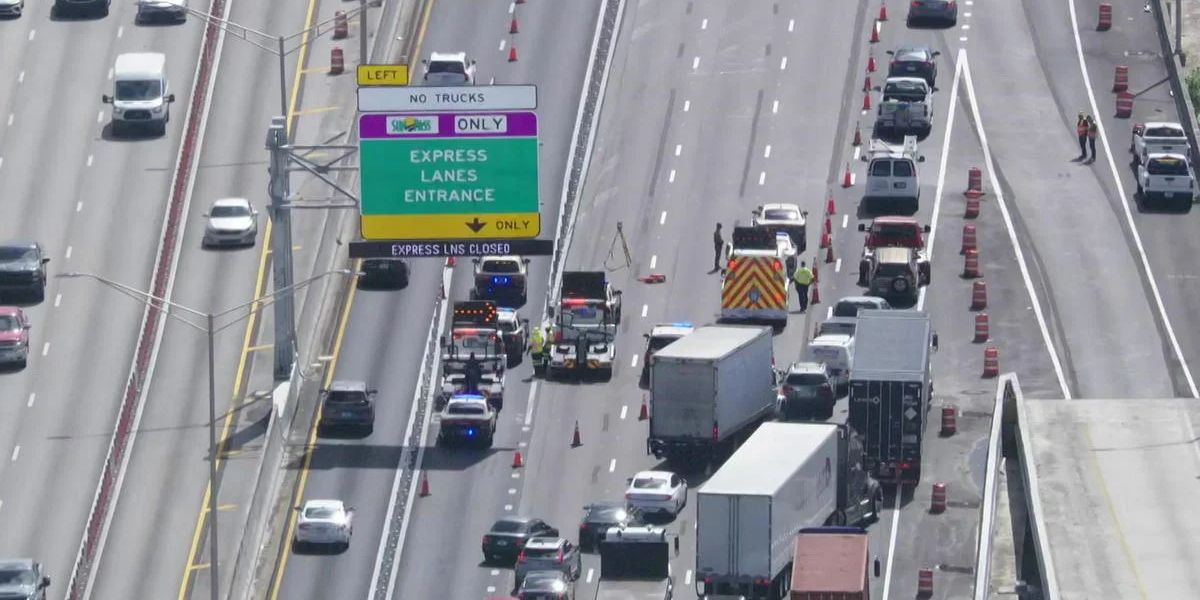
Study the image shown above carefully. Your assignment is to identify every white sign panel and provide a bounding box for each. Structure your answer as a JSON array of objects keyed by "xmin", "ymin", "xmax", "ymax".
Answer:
[{"xmin": 358, "ymin": 85, "xmax": 538, "ymax": 112}]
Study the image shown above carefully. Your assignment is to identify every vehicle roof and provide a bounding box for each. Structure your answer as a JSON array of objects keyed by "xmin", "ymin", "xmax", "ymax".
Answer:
[
  {"xmin": 329, "ymin": 380, "xmax": 367, "ymax": 392},
  {"xmin": 871, "ymin": 215, "xmax": 921, "ymax": 226},
  {"xmin": 0, "ymin": 241, "xmax": 38, "ymax": 250},
  {"xmin": 885, "ymin": 76, "xmax": 928, "ymax": 86},
  {"xmin": 114, "ymin": 52, "xmax": 167, "ymax": 78},
  {"xmin": 893, "ymin": 45, "xmax": 934, "ymax": 60},
  {"xmin": 429, "ymin": 51, "xmax": 467, "ymax": 62},
  {"xmin": 787, "ymin": 361, "xmax": 829, "ymax": 374},
  {"xmin": 497, "ymin": 307, "xmax": 518, "ymax": 319},
  {"xmin": 481, "ymin": 255, "xmax": 522, "ymax": 262},
  {"xmin": 524, "ymin": 536, "xmax": 567, "ymax": 549},
  {"xmin": 493, "ymin": 515, "xmax": 537, "ymax": 526},
  {"xmin": 700, "ymin": 422, "xmax": 839, "ymax": 495},
  {"xmin": 1143, "ymin": 121, "xmax": 1183, "ymax": 130},
  {"xmin": 631, "ymin": 470, "xmax": 673, "ymax": 480},
  {"xmin": 0, "ymin": 307, "xmax": 21, "ymax": 316},
  {"xmin": 837, "ymin": 295, "xmax": 888, "ymax": 306},
  {"xmin": 302, "ymin": 499, "xmax": 344, "ymax": 511},
  {"xmin": 652, "ymin": 325, "xmax": 768, "ymax": 361},
  {"xmin": 212, "ymin": 197, "xmax": 250, "ymax": 207},
  {"xmin": 649, "ymin": 323, "xmax": 694, "ymax": 338},
  {"xmin": 851, "ymin": 309, "xmax": 932, "ymax": 378},
  {"xmin": 876, "ymin": 246, "xmax": 914, "ymax": 262},
  {"xmin": 602, "ymin": 525, "xmax": 669, "ymax": 543},
  {"xmin": 758, "ymin": 202, "xmax": 801, "ymax": 212},
  {"xmin": 821, "ymin": 316, "xmax": 858, "ymax": 329},
  {"xmin": 0, "ymin": 559, "xmax": 35, "ymax": 570},
  {"xmin": 810, "ymin": 333, "xmax": 853, "ymax": 345}
]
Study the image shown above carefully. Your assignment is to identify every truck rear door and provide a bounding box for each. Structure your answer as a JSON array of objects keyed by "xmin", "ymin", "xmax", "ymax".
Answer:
[{"xmin": 849, "ymin": 380, "xmax": 924, "ymax": 465}]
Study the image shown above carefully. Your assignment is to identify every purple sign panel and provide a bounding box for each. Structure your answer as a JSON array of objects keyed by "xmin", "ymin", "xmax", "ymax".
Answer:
[{"xmin": 359, "ymin": 112, "xmax": 538, "ymax": 139}]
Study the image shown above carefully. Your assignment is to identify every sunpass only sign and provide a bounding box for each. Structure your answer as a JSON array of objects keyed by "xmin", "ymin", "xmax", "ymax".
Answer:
[{"xmin": 358, "ymin": 111, "xmax": 540, "ymax": 240}]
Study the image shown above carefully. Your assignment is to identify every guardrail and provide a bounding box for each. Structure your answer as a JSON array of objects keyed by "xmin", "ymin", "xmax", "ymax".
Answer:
[
  {"xmin": 1150, "ymin": 0, "xmax": 1200, "ymax": 160},
  {"xmin": 972, "ymin": 374, "xmax": 1014, "ymax": 598}
]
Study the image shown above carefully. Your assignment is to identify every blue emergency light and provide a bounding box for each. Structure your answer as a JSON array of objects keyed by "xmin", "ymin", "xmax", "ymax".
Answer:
[
  {"xmin": 671, "ymin": 322, "xmax": 693, "ymax": 328},
  {"xmin": 490, "ymin": 276, "xmax": 512, "ymax": 286}
]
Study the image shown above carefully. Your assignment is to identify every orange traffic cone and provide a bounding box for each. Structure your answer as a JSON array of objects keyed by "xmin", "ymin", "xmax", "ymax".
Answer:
[
  {"xmin": 571, "ymin": 421, "xmax": 582, "ymax": 447},
  {"xmin": 512, "ymin": 451, "xmax": 524, "ymax": 468},
  {"xmin": 825, "ymin": 244, "xmax": 835, "ymax": 264},
  {"xmin": 852, "ymin": 125, "xmax": 862, "ymax": 146},
  {"xmin": 862, "ymin": 91, "xmax": 872, "ymax": 111},
  {"xmin": 446, "ymin": 256, "xmax": 456, "ymax": 267},
  {"xmin": 879, "ymin": 1, "xmax": 889, "ymax": 21},
  {"xmin": 820, "ymin": 231, "xmax": 831, "ymax": 249},
  {"xmin": 826, "ymin": 196, "xmax": 837, "ymax": 215},
  {"xmin": 810, "ymin": 283, "xmax": 822, "ymax": 305},
  {"xmin": 842, "ymin": 163, "xmax": 854, "ymax": 187},
  {"xmin": 508, "ymin": 46, "xmax": 518, "ymax": 62},
  {"xmin": 869, "ymin": 20, "xmax": 880, "ymax": 43},
  {"xmin": 867, "ymin": 51, "xmax": 877, "ymax": 73},
  {"xmin": 419, "ymin": 472, "xmax": 431, "ymax": 496},
  {"xmin": 638, "ymin": 398, "xmax": 649, "ymax": 420},
  {"xmin": 510, "ymin": 17, "xmax": 519, "ymax": 34},
  {"xmin": 824, "ymin": 217, "xmax": 832, "ymax": 235},
  {"xmin": 863, "ymin": 75, "xmax": 872, "ymax": 92},
  {"xmin": 812, "ymin": 264, "xmax": 820, "ymax": 283}
]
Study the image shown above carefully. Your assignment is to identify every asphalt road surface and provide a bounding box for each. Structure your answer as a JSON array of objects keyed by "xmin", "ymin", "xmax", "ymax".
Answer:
[{"xmin": 0, "ymin": 3, "xmax": 204, "ymax": 594}]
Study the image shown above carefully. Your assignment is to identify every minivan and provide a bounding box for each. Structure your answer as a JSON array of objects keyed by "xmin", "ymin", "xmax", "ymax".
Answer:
[{"xmin": 102, "ymin": 53, "xmax": 175, "ymax": 136}]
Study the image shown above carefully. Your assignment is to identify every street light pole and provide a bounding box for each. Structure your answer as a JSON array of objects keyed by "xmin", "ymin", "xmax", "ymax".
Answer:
[{"xmin": 59, "ymin": 269, "xmax": 352, "ymax": 600}]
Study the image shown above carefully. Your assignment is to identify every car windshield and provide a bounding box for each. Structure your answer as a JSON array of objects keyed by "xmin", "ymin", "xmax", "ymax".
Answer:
[
  {"xmin": 0, "ymin": 247, "xmax": 35, "ymax": 261},
  {"xmin": 885, "ymin": 81, "xmax": 925, "ymax": 95},
  {"xmin": 871, "ymin": 223, "xmax": 920, "ymax": 246},
  {"xmin": 447, "ymin": 403, "xmax": 486, "ymax": 415},
  {"xmin": 428, "ymin": 60, "xmax": 466, "ymax": 74},
  {"xmin": 892, "ymin": 161, "xmax": 914, "ymax": 176},
  {"xmin": 632, "ymin": 477, "xmax": 666, "ymax": 489},
  {"xmin": 115, "ymin": 79, "xmax": 162, "ymax": 101},
  {"xmin": 326, "ymin": 390, "xmax": 367, "ymax": 406},
  {"xmin": 1148, "ymin": 157, "xmax": 1190, "ymax": 175},
  {"xmin": 647, "ymin": 335, "xmax": 680, "ymax": 353},
  {"xmin": 0, "ymin": 568, "xmax": 34, "ymax": 585},
  {"xmin": 482, "ymin": 260, "xmax": 520, "ymax": 273},
  {"xmin": 211, "ymin": 204, "xmax": 248, "ymax": 218},
  {"xmin": 523, "ymin": 546, "xmax": 561, "ymax": 559},
  {"xmin": 491, "ymin": 519, "xmax": 528, "ymax": 533},
  {"xmin": 763, "ymin": 209, "xmax": 800, "ymax": 221},
  {"xmin": 834, "ymin": 302, "xmax": 872, "ymax": 317},
  {"xmin": 0, "ymin": 315, "xmax": 18, "ymax": 331},
  {"xmin": 304, "ymin": 506, "xmax": 339, "ymax": 519},
  {"xmin": 787, "ymin": 373, "xmax": 828, "ymax": 386},
  {"xmin": 820, "ymin": 322, "xmax": 855, "ymax": 336},
  {"xmin": 1145, "ymin": 126, "xmax": 1186, "ymax": 138}
]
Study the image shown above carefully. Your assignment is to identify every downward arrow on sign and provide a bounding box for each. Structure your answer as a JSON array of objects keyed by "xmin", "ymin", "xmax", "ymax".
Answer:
[{"xmin": 465, "ymin": 218, "xmax": 488, "ymax": 233}]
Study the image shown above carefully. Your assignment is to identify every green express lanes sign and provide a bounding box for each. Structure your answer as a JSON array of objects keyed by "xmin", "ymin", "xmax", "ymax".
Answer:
[{"xmin": 358, "ymin": 112, "xmax": 540, "ymax": 240}]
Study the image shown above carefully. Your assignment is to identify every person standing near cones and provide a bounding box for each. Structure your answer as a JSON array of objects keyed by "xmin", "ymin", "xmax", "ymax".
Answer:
[
  {"xmin": 712, "ymin": 223, "xmax": 725, "ymax": 272},
  {"xmin": 1087, "ymin": 115, "xmax": 1099, "ymax": 162},
  {"xmin": 792, "ymin": 260, "xmax": 814, "ymax": 313},
  {"xmin": 1076, "ymin": 112, "xmax": 1089, "ymax": 159}
]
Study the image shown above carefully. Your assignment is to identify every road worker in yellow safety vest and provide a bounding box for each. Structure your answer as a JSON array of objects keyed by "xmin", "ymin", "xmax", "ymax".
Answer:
[
  {"xmin": 791, "ymin": 261, "xmax": 814, "ymax": 313},
  {"xmin": 530, "ymin": 323, "xmax": 552, "ymax": 375}
]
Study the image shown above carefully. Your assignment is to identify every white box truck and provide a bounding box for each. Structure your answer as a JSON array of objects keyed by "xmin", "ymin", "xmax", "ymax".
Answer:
[
  {"xmin": 694, "ymin": 422, "xmax": 881, "ymax": 600},
  {"xmin": 646, "ymin": 325, "xmax": 776, "ymax": 465}
]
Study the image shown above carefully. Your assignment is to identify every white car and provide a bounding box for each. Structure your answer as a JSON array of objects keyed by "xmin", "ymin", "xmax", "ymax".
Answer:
[
  {"xmin": 423, "ymin": 51, "xmax": 476, "ymax": 86},
  {"xmin": 0, "ymin": 0, "xmax": 25, "ymax": 17},
  {"xmin": 294, "ymin": 499, "xmax": 354, "ymax": 549},
  {"xmin": 624, "ymin": 471, "xmax": 687, "ymax": 516},
  {"xmin": 203, "ymin": 198, "xmax": 258, "ymax": 247}
]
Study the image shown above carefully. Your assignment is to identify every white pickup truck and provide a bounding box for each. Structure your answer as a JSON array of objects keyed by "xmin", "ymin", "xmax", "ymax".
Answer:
[
  {"xmin": 875, "ymin": 77, "xmax": 934, "ymax": 138},
  {"xmin": 1131, "ymin": 121, "xmax": 1189, "ymax": 166},
  {"xmin": 1136, "ymin": 152, "xmax": 1195, "ymax": 210}
]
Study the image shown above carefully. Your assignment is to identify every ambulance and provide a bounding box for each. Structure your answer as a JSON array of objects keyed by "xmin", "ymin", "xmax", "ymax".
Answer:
[{"xmin": 720, "ymin": 226, "xmax": 793, "ymax": 329}]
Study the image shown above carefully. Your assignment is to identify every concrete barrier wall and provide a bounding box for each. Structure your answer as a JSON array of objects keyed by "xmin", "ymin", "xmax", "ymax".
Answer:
[
  {"xmin": 1010, "ymin": 381, "xmax": 1060, "ymax": 600},
  {"xmin": 973, "ymin": 374, "xmax": 1016, "ymax": 599}
]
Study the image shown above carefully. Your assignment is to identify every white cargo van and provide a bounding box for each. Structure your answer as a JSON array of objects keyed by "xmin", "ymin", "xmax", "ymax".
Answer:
[
  {"xmin": 804, "ymin": 333, "xmax": 855, "ymax": 393},
  {"xmin": 102, "ymin": 53, "xmax": 175, "ymax": 137}
]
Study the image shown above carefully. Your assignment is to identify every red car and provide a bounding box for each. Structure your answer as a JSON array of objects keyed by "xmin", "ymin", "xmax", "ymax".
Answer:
[{"xmin": 0, "ymin": 306, "xmax": 31, "ymax": 368}]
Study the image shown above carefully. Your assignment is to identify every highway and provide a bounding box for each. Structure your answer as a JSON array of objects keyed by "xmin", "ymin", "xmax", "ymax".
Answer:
[
  {"xmin": 264, "ymin": 0, "xmax": 604, "ymax": 598},
  {"xmin": 0, "ymin": 1, "xmax": 205, "ymax": 594}
]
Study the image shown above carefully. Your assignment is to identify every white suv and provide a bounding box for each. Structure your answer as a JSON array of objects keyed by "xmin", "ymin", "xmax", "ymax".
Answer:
[
  {"xmin": 422, "ymin": 51, "xmax": 476, "ymax": 85},
  {"xmin": 862, "ymin": 136, "xmax": 924, "ymax": 214}
]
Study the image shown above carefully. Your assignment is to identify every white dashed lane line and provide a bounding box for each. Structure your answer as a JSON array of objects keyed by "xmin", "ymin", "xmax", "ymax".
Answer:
[
  {"xmin": 641, "ymin": 304, "xmax": 648, "ymax": 317},
  {"xmin": 764, "ymin": 144, "xmax": 772, "ymax": 158},
  {"xmin": 508, "ymin": 1, "xmax": 514, "ymax": 14},
  {"xmin": 674, "ymin": 144, "xmax": 682, "ymax": 156},
  {"xmin": 842, "ymin": 214, "xmax": 849, "ymax": 228},
  {"xmin": 76, "ymin": 201, "xmax": 83, "ymax": 212},
  {"xmin": 608, "ymin": 459, "xmax": 616, "ymax": 473},
  {"xmin": 87, "ymin": 155, "xmax": 93, "ymax": 167},
  {"xmin": 788, "ymin": 18, "xmax": 795, "ymax": 32},
  {"xmin": 631, "ymin": 354, "xmax": 638, "ymax": 368},
  {"xmin": 683, "ymin": 100, "xmax": 690, "ymax": 112},
  {"xmin": 27, "ymin": 30, "xmax": 34, "ymax": 41},
  {"xmin": 649, "ymin": 255, "xmax": 657, "ymax": 269},
  {"xmin": 758, "ymin": 171, "xmax": 766, "ymax": 185},
  {"xmin": 701, "ymin": 18, "xmax": 708, "ymax": 30},
  {"xmin": 499, "ymin": 39, "xmax": 506, "ymax": 51},
  {"xmin": 586, "ymin": 568, "xmax": 595, "ymax": 584},
  {"xmin": 835, "ymin": 258, "xmax": 843, "ymax": 272},
  {"xmin": 117, "ymin": 26, "xmax": 123, "ymax": 38},
  {"xmin": 10, "ymin": 446, "xmax": 19, "ymax": 462},
  {"xmin": 41, "ymin": 343, "xmax": 49, "ymax": 357},
  {"xmin": 779, "ymin": 56, "xmax": 788, "ymax": 70},
  {"xmin": 772, "ymin": 100, "xmax": 779, "ymax": 113},
  {"xmin": 26, "ymin": 393, "xmax": 34, "ymax": 408},
  {"xmin": 619, "ymin": 405, "xmax": 628, "ymax": 420},
  {"xmin": 692, "ymin": 56, "xmax": 700, "ymax": 70},
  {"xmin": 65, "ymin": 246, "xmax": 72, "ymax": 260},
  {"xmin": 17, "ymin": 71, "xmax": 24, "ymax": 83},
  {"xmin": 54, "ymin": 293, "xmax": 61, "ymax": 307},
  {"xmin": 6, "ymin": 114, "xmax": 12, "ymax": 126},
  {"xmin": 668, "ymin": 169, "xmax": 676, "ymax": 183},
  {"xmin": 97, "ymin": 111, "xmax": 104, "ymax": 123},
  {"xmin": 659, "ymin": 211, "xmax": 667, "ymax": 225}
]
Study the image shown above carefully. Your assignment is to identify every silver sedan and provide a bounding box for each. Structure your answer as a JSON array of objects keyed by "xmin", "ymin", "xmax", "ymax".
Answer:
[
  {"xmin": 293, "ymin": 499, "xmax": 354, "ymax": 550},
  {"xmin": 202, "ymin": 198, "xmax": 258, "ymax": 248}
]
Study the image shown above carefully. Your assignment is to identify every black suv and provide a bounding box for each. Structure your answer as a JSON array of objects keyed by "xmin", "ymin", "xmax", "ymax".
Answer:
[
  {"xmin": 318, "ymin": 380, "xmax": 377, "ymax": 435},
  {"xmin": 887, "ymin": 46, "xmax": 939, "ymax": 87},
  {"xmin": 53, "ymin": 0, "xmax": 110, "ymax": 17},
  {"xmin": 358, "ymin": 258, "xmax": 409, "ymax": 289},
  {"xmin": 0, "ymin": 242, "xmax": 49, "ymax": 303}
]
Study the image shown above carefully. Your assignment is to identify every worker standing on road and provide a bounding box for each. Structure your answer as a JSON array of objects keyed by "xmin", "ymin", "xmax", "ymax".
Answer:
[
  {"xmin": 529, "ymin": 325, "xmax": 545, "ymax": 362},
  {"xmin": 464, "ymin": 352, "xmax": 482, "ymax": 394},
  {"xmin": 791, "ymin": 261, "xmax": 814, "ymax": 313},
  {"xmin": 1087, "ymin": 116, "xmax": 1099, "ymax": 163},
  {"xmin": 712, "ymin": 223, "xmax": 724, "ymax": 272},
  {"xmin": 1076, "ymin": 112, "xmax": 1089, "ymax": 159}
]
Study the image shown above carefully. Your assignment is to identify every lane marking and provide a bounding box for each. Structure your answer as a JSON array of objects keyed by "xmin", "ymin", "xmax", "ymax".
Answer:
[
  {"xmin": 586, "ymin": 568, "xmax": 595, "ymax": 584},
  {"xmin": 674, "ymin": 144, "xmax": 682, "ymax": 156},
  {"xmin": 117, "ymin": 26, "xmax": 123, "ymax": 38},
  {"xmin": 290, "ymin": 105, "xmax": 340, "ymax": 117},
  {"xmin": 97, "ymin": 111, "xmax": 104, "ymax": 124},
  {"xmin": 499, "ymin": 39, "xmax": 506, "ymax": 51},
  {"xmin": 701, "ymin": 18, "xmax": 708, "ymax": 29},
  {"xmin": 659, "ymin": 211, "xmax": 667, "ymax": 225},
  {"xmin": 507, "ymin": 488, "xmax": 517, "ymax": 495},
  {"xmin": 685, "ymin": 570, "xmax": 693, "ymax": 585},
  {"xmin": 650, "ymin": 255, "xmax": 657, "ymax": 269},
  {"xmin": 668, "ymin": 168, "xmax": 676, "ymax": 183},
  {"xmin": 54, "ymin": 294, "xmax": 62, "ymax": 307},
  {"xmin": 41, "ymin": 343, "xmax": 49, "ymax": 357},
  {"xmin": 6, "ymin": 114, "xmax": 12, "ymax": 126},
  {"xmin": 758, "ymin": 171, "xmax": 766, "ymax": 185},
  {"xmin": 1066, "ymin": 0, "xmax": 1199, "ymax": 398},
  {"xmin": 779, "ymin": 56, "xmax": 788, "ymax": 70},
  {"xmin": 826, "ymin": 306, "xmax": 832, "ymax": 319},
  {"xmin": 76, "ymin": 202, "xmax": 83, "ymax": 212},
  {"xmin": 608, "ymin": 458, "xmax": 616, "ymax": 473},
  {"xmin": 508, "ymin": 1, "xmax": 514, "ymax": 14},
  {"xmin": 772, "ymin": 99, "xmax": 779, "ymax": 113},
  {"xmin": 788, "ymin": 18, "xmax": 795, "ymax": 32},
  {"xmin": 964, "ymin": 12, "xmax": 972, "ymax": 17},
  {"xmin": 692, "ymin": 56, "xmax": 700, "ymax": 70},
  {"xmin": 17, "ymin": 71, "xmax": 23, "ymax": 83},
  {"xmin": 524, "ymin": 381, "xmax": 539, "ymax": 426},
  {"xmin": 882, "ymin": 493, "xmax": 902, "ymax": 597},
  {"xmin": 764, "ymin": 144, "xmax": 771, "ymax": 158},
  {"xmin": 27, "ymin": 29, "xmax": 34, "ymax": 41},
  {"xmin": 841, "ymin": 214, "xmax": 848, "ymax": 228},
  {"xmin": 107, "ymin": 68, "xmax": 113, "ymax": 80},
  {"xmin": 641, "ymin": 304, "xmax": 648, "ymax": 317},
  {"xmin": 10, "ymin": 446, "xmax": 18, "ymax": 462},
  {"xmin": 835, "ymin": 258, "xmax": 842, "ymax": 272},
  {"xmin": 960, "ymin": 36, "xmax": 968, "ymax": 42},
  {"xmin": 683, "ymin": 100, "xmax": 690, "ymax": 112},
  {"xmin": 853, "ymin": 146, "xmax": 861, "ymax": 161},
  {"xmin": 87, "ymin": 155, "xmax": 93, "ymax": 167},
  {"xmin": 620, "ymin": 405, "xmax": 628, "ymax": 420},
  {"xmin": 27, "ymin": 393, "xmax": 35, "ymax": 408},
  {"xmin": 65, "ymin": 246, "xmax": 72, "ymax": 260},
  {"xmin": 961, "ymin": 24, "xmax": 970, "ymax": 30},
  {"xmin": 631, "ymin": 354, "xmax": 638, "ymax": 367}
]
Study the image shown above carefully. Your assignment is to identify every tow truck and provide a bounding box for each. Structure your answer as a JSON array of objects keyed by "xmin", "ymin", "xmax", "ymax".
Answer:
[
  {"xmin": 1131, "ymin": 121, "xmax": 1189, "ymax": 166},
  {"xmin": 436, "ymin": 394, "xmax": 497, "ymax": 447},
  {"xmin": 547, "ymin": 272, "xmax": 621, "ymax": 380},
  {"xmin": 439, "ymin": 301, "xmax": 507, "ymax": 409},
  {"xmin": 471, "ymin": 255, "xmax": 530, "ymax": 306},
  {"xmin": 856, "ymin": 215, "xmax": 930, "ymax": 287},
  {"xmin": 640, "ymin": 322, "xmax": 694, "ymax": 386}
]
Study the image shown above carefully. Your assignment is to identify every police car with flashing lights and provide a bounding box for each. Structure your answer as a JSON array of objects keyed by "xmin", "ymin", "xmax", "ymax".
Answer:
[
  {"xmin": 472, "ymin": 255, "xmax": 530, "ymax": 306},
  {"xmin": 436, "ymin": 394, "xmax": 497, "ymax": 447},
  {"xmin": 640, "ymin": 322, "xmax": 695, "ymax": 385}
]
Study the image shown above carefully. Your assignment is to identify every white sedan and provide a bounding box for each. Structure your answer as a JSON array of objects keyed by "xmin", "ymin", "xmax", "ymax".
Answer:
[
  {"xmin": 624, "ymin": 470, "xmax": 687, "ymax": 516},
  {"xmin": 203, "ymin": 197, "xmax": 258, "ymax": 248},
  {"xmin": 294, "ymin": 499, "xmax": 354, "ymax": 549}
]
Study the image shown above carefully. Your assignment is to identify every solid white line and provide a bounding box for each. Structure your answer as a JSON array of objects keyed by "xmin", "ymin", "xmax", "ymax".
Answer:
[
  {"xmin": 841, "ymin": 214, "xmax": 849, "ymax": 228},
  {"xmin": 54, "ymin": 293, "xmax": 61, "ymax": 307},
  {"xmin": 960, "ymin": 52, "xmax": 1073, "ymax": 397},
  {"xmin": 674, "ymin": 144, "xmax": 682, "ymax": 156},
  {"xmin": 641, "ymin": 304, "xmax": 648, "ymax": 317},
  {"xmin": 41, "ymin": 343, "xmax": 49, "ymax": 357},
  {"xmin": 1066, "ymin": 0, "xmax": 1198, "ymax": 398},
  {"xmin": 499, "ymin": 39, "xmax": 506, "ymax": 51},
  {"xmin": 916, "ymin": 51, "xmax": 963, "ymax": 313},
  {"xmin": 659, "ymin": 211, "xmax": 667, "ymax": 225},
  {"xmin": 668, "ymin": 169, "xmax": 676, "ymax": 183},
  {"xmin": 835, "ymin": 258, "xmax": 842, "ymax": 272},
  {"xmin": 788, "ymin": 18, "xmax": 795, "ymax": 32},
  {"xmin": 692, "ymin": 56, "xmax": 700, "ymax": 70},
  {"xmin": 881, "ymin": 493, "xmax": 902, "ymax": 598},
  {"xmin": 10, "ymin": 446, "xmax": 18, "ymax": 462},
  {"xmin": 764, "ymin": 144, "xmax": 771, "ymax": 158},
  {"xmin": 586, "ymin": 568, "xmax": 595, "ymax": 583},
  {"xmin": 620, "ymin": 405, "xmax": 628, "ymax": 420},
  {"xmin": 701, "ymin": 18, "xmax": 708, "ymax": 30},
  {"xmin": 772, "ymin": 100, "xmax": 779, "ymax": 113},
  {"xmin": 608, "ymin": 458, "xmax": 616, "ymax": 473},
  {"xmin": 758, "ymin": 171, "xmax": 766, "ymax": 185},
  {"xmin": 650, "ymin": 255, "xmax": 657, "ymax": 269},
  {"xmin": 27, "ymin": 393, "xmax": 35, "ymax": 408},
  {"xmin": 524, "ymin": 381, "xmax": 539, "ymax": 426},
  {"xmin": 779, "ymin": 56, "xmax": 788, "ymax": 71},
  {"xmin": 631, "ymin": 354, "xmax": 638, "ymax": 367}
]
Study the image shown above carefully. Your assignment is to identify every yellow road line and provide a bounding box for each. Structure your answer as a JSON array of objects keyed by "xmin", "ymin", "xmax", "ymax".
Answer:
[
  {"xmin": 268, "ymin": 261, "xmax": 360, "ymax": 599},
  {"xmin": 265, "ymin": 0, "xmax": 437, "ymax": 594}
]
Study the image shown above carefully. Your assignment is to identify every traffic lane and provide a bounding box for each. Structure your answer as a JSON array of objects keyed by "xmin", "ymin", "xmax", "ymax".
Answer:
[
  {"xmin": 389, "ymin": 0, "xmax": 601, "ymax": 597},
  {"xmin": 87, "ymin": 0, "xmax": 312, "ymax": 592},
  {"xmin": 1073, "ymin": 2, "xmax": 1200, "ymax": 395},
  {"xmin": 954, "ymin": 5, "xmax": 1174, "ymax": 398},
  {"xmin": 0, "ymin": 0, "xmax": 205, "ymax": 582},
  {"xmin": 0, "ymin": 6, "xmax": 35, "ymax": 115},
  {"xmin": 271, "ymin": 261, "xmax": 442, "ymax": 600}
]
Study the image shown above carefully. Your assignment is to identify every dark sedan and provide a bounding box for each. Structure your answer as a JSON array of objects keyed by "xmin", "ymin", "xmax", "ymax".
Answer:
[
  {"xmin": 577, "ymin": 502, "xmax": 643, "ymax": 551},
  {"xmin": 908, "ymin": 0, "xmax": 957, "ymax": 26},
  {"xmin": 482, "ymin": 516, "xmax": 558, "ymax": 564},
  {"xmin": 358, "ymin": 258, "xmax": 409, "ymax": 289}
]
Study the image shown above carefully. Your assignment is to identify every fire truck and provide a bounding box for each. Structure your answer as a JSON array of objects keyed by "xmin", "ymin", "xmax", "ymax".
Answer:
[
  {"xmin": 720, "ymin": 226, "xmax": 793, "ymax": 330},
  {"xmin": 438, "ymin": 301, "xmax": 507, "ymax": 411}
]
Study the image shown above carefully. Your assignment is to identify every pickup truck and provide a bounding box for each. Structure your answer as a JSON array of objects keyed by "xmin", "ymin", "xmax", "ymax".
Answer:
[
  {"xmin": 436, "ymin": 394, "xmax": 497, "ymax": 447},
  {"xmin": 1136, "ymin": 152, "xmax": 1195, "ymax": 211},
  {"xmin": 1131, "ymin": 121, "xmax": 1189, "ymax": 166},
  {"xmin": 875, "ymin": 77, "xmax": 934, "ymax": 138},
  {"xmin": 472, "ymin": 255, "xmax": 530, "ymax": 306}
]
